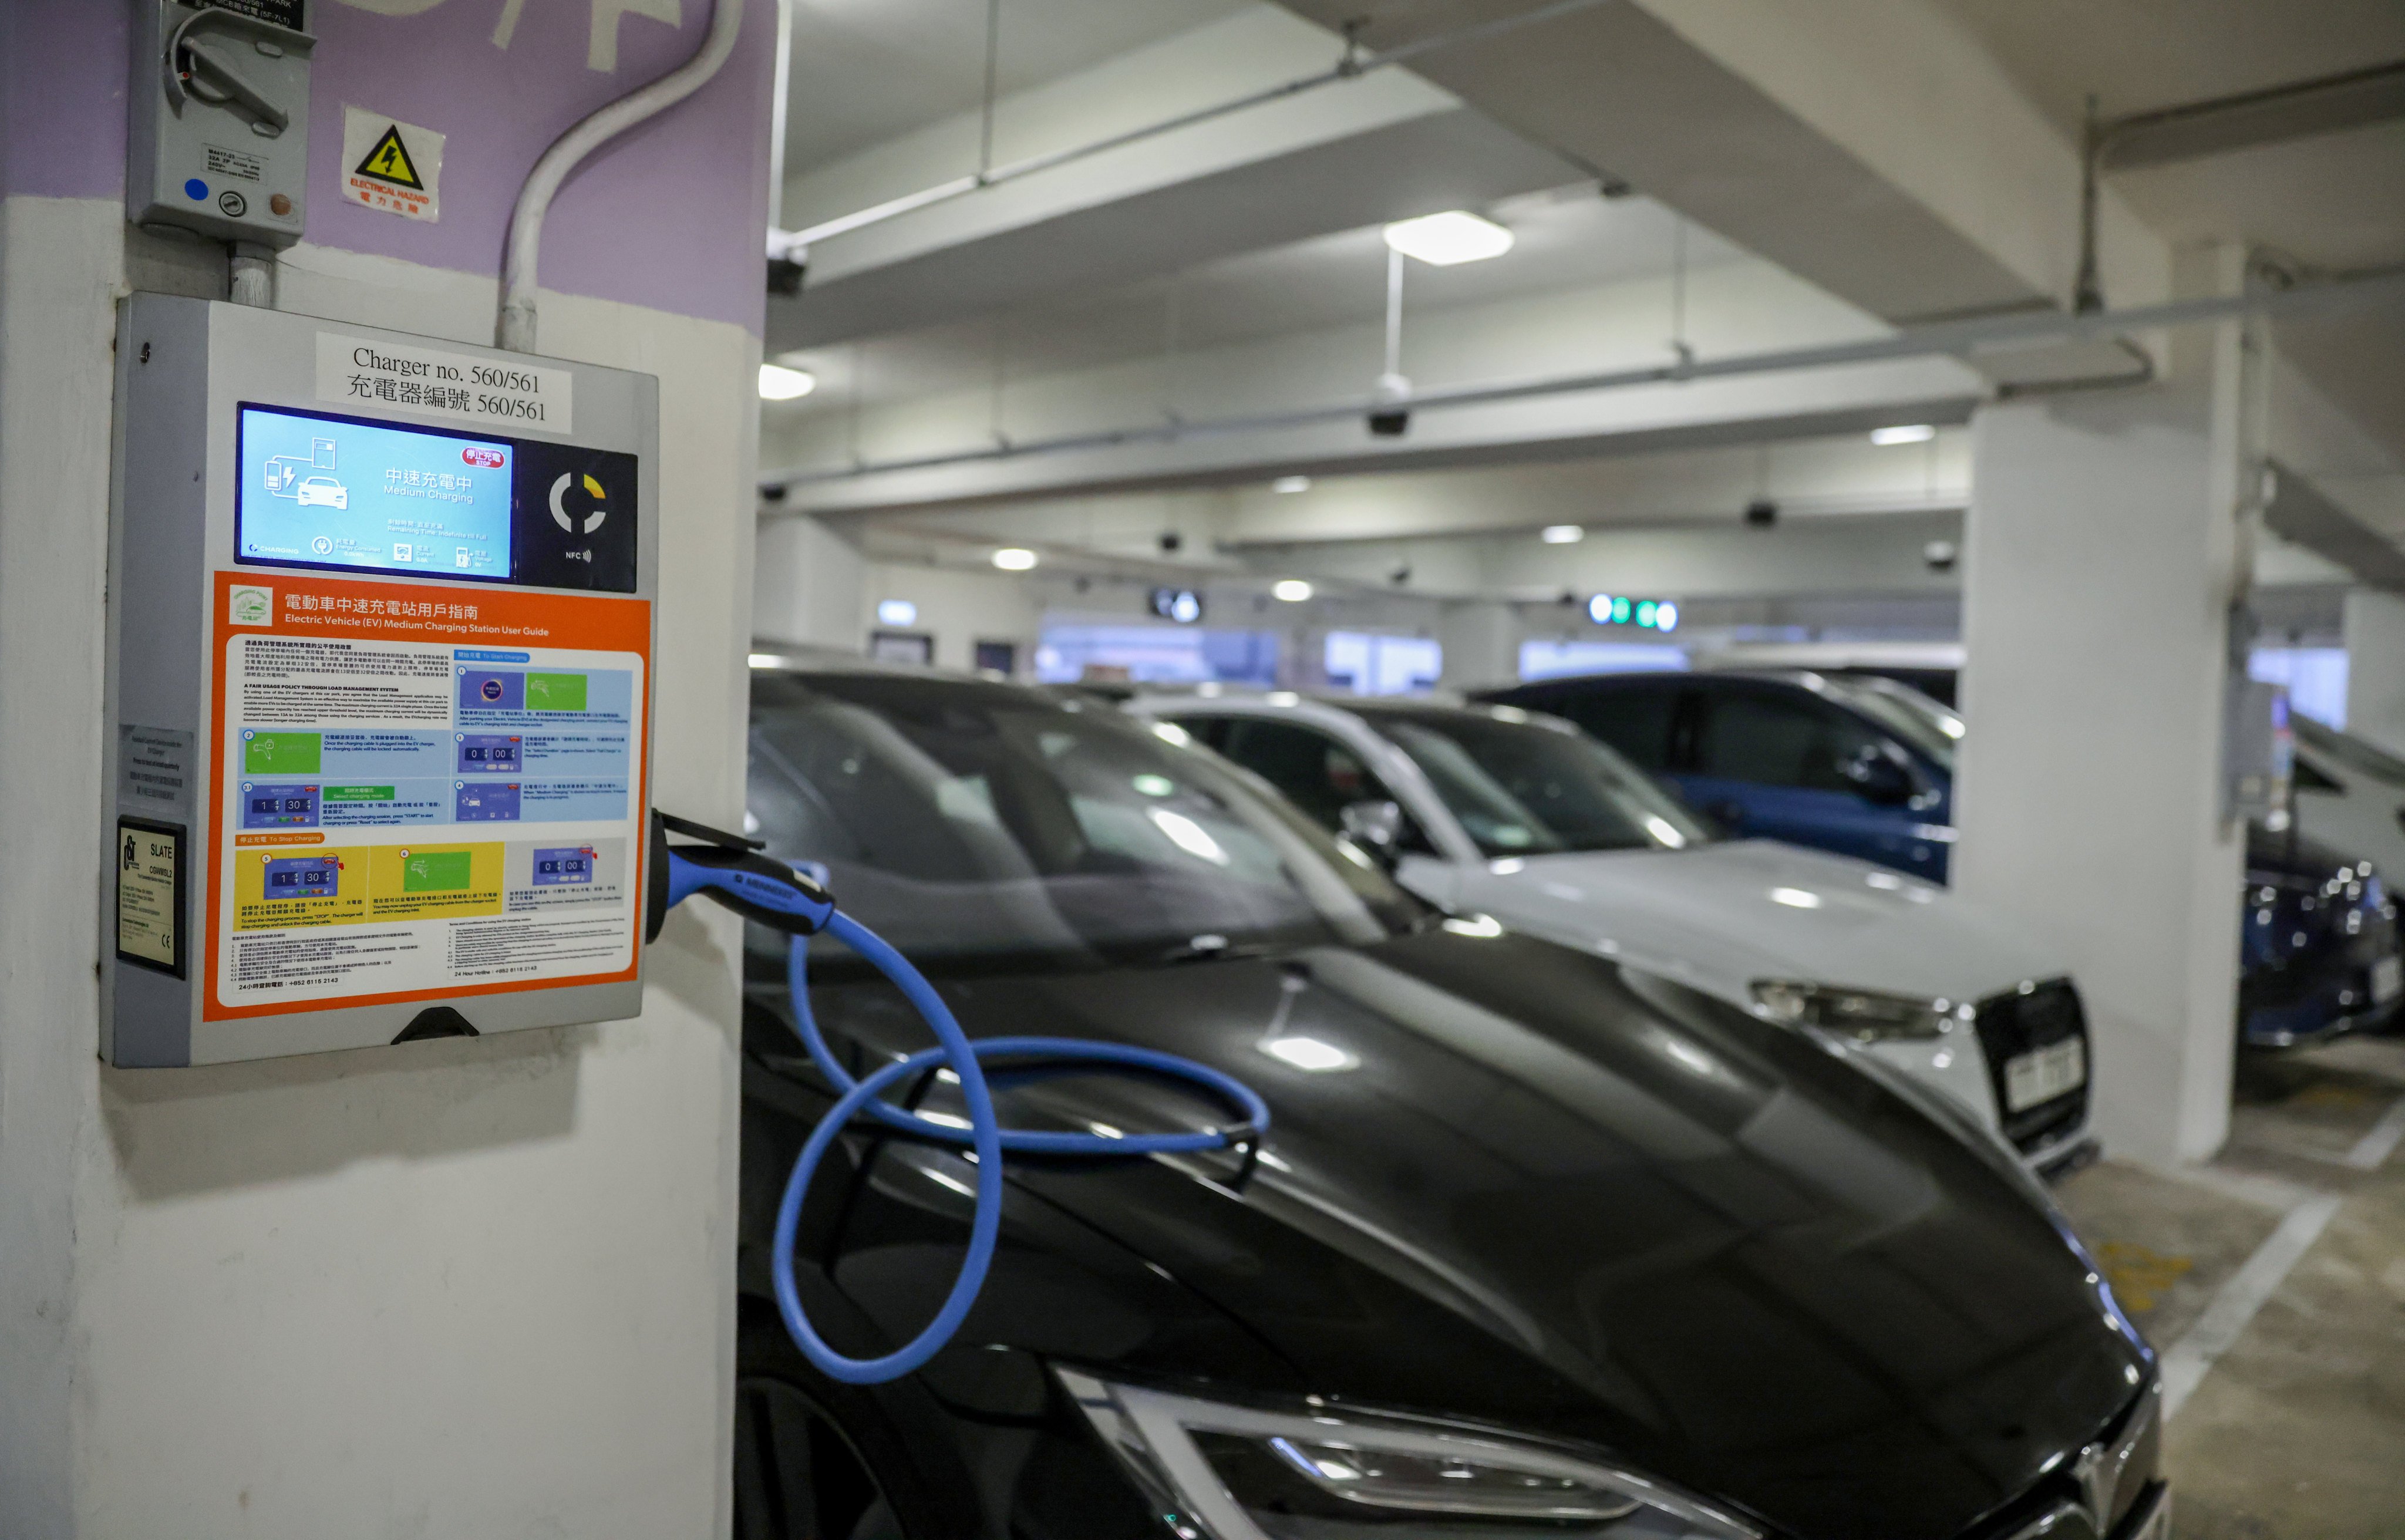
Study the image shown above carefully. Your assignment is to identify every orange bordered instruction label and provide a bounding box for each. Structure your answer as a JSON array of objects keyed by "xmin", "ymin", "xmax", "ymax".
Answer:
[{"xmin": 203, "ymin": 572, "xmax": 649, "ymax": 1021}]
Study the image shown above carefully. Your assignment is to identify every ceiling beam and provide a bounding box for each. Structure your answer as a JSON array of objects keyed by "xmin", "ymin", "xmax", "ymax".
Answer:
[
  {"xmin": 770, "ymin": 6, "xmax": 1577, "ymax": 352},
  {"xmin": 1271, "ymin": 0, "xmax": 2171, "ymax": 325}
]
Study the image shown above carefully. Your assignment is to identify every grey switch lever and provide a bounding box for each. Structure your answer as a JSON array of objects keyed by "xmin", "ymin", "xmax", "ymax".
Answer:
[{"xmin": 165, "ymin": 10, "xmax": 294, "ymax": 135}]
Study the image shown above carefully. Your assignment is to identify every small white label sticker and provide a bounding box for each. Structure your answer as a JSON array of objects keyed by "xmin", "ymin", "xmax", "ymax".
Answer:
[
  {"xmin": 316, "ymin": 332, "xmax": 574, "ymax": 434},
  {"xmin": 120, "ymin": 724, "xmax": 196, "ymax": 817},
  {"xmin": 341, "ymin": 107, "xmax": 445, "ymax": 222},
  {"xmin": 228, "ymin": 585, "xmax": 274, "ymax": 626},
  {"xmin": 205, "ymin": 144, "xmax": 264, "ymax": 183}
]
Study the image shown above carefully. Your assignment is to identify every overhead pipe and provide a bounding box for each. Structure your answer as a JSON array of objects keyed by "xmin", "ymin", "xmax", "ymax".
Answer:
[
  {"xmin": 500, "ymin": 0, "xmax": 744, "ymax": 352},
  {"xmin": 2074, "ymin": 59, "xmax": 2405, "ymax": 312},
  {"xmin": 760, "ymin": 264, "xmax": 2405, "ymax": 496},
  {"xmin": 766, "ymin": 0, "xmax": 1617, "ymax": 262}
]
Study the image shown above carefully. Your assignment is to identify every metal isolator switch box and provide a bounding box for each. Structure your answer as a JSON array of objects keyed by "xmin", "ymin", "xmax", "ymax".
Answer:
[
  {"xmin": 105, "ymin": 295, "xmax": 661, "ymax": 1067},
  {"xmin": 128, "ymin": 1, "xmax": 315, "ymax": 247}
]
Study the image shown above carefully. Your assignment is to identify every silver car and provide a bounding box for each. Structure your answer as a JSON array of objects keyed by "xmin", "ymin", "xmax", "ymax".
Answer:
[{"xmin": 1130, "ymin": 688, "xmax": 2100, "ymax": 1177}]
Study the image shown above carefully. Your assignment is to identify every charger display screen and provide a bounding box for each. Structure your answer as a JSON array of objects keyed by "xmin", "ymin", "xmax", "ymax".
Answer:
[
  {"xmin": 237, "ymin": 406, "xmax": 515, "ymax": 581},
  {"xmin": 233, "ymin": 403, "xmax": 638, "ymax": 592}
]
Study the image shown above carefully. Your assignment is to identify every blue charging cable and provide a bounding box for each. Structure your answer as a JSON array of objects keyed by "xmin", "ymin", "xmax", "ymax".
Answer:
[{"xmin": 645, "ymin": 812, "xmax": 1269, "ymax": 1385}]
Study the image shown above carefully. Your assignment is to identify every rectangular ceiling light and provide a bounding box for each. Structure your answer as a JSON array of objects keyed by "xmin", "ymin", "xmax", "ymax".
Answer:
[{"xmin": 1382, "ymin": 210, "xmax": 1514, "ymax": 266}]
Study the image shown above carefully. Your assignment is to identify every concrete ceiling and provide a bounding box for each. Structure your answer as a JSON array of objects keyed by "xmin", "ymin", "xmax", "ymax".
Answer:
[
  {"xmin": 1931, "ymin": 0, "xmax": 2405, "ymax": 130},
  {"xmin": 780, "ymin": 0, "xmax": 1248, "ymax": 173},
  {"xmin": 1935, "ymin": 0, "xmax": 2405, "ymax": 275},
  {"xmin": 762, "ymin": 0, "xmax": 2405, "ymax": 593},
  {"xmin": 769, "ymin": 105, "xmax": 1583, "ymax": 351},
  {"xmin": 769, "ymin": 187, "xmax": 1744, "ymax": 409}
]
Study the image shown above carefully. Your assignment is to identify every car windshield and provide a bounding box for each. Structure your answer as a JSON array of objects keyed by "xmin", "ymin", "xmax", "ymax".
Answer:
[
  {"xmin": 745, "ymin": 672, "xmax": 1421, "ymax": 971},
  {"xmin": 2293, "ymin": 716, "xmax": 2405, "ymax": 784},
  {"xmin": 1362, "ymin": 705, "xmax": 1716, "ymax": 858},
  {"xmin": 1821, "ymin": 675, "xmax": 1962, "ymax": 771}
]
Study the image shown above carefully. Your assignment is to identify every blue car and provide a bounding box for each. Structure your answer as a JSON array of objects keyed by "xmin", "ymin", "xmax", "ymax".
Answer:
[
  {"xmin": 1478, "ymin": 669, "xmax": 2403, "ymax": 1047},
  {"xmin": 1480, "ymin": 670, "xmax": 1962, "ymax": 881}
]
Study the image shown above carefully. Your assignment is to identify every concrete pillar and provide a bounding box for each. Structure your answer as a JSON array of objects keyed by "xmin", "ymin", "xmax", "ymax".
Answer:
[
  {"xmin": 1952, "ymin": 375, "xmax": 2248, "ymax": 1165},
  {"xmin": 753, "ymin": 513, "xmax": 867, "ymax": 649},
  {"xmin": 1, "ymin": 4, "xmax": 776, "ymax": 1534},
  {"xmin": 1439, "ymin": 601, "xmax": 1521, "ymax": 692},
  {"xmin": 2343, "ymin": 589, "xmax": 2405, "ymax": 753}
]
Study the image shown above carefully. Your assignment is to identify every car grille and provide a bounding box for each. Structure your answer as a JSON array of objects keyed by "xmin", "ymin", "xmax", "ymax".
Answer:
[
  {"xmin": 1966, "ymin": 1381, "xmax": 2162, "ymax": 1539},
  {"xmin": 1972, "ymin": 978, "xmax": 2090, "ymax": 1154}
]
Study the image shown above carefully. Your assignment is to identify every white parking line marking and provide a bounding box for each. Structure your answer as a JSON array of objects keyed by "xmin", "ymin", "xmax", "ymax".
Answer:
[
  {"xmin": 2137, "ymin": 1160, "xmax": 2317, "ymax": 1212},
  {"xmin": 2343, "ymin": 1094, "xmax": 2405, "ymax": 1170},
  {"xmin": 2160, "ymin": 1192, "xmax": 2342, "ymax": 1420}
]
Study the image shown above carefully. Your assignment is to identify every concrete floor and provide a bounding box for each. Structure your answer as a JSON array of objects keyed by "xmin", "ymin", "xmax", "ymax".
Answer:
[{"xmin": 2053, "ymin": 1033, "xmax": 2405, "ymax": 1538}]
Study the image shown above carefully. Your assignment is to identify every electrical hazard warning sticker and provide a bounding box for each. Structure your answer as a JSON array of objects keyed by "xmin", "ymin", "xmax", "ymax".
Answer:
[{"xmin": 342, "ymin": 108, "xmax": 444, "ymax": 221}]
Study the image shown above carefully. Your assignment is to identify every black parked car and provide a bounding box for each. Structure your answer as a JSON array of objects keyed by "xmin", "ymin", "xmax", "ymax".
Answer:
[
  {"xmin": 2240, "ymin": 822, "xmax": 2402, "ymax": 1047},
  {"xmin": 732, "ymin": 661, "xmax": 2165, "ymax": 1540}
]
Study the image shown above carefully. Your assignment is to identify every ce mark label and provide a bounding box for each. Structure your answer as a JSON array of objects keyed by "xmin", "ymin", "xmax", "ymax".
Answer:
[{"xmin": 548, "ymin": 472, "xmax": 607, "ymax": 534}]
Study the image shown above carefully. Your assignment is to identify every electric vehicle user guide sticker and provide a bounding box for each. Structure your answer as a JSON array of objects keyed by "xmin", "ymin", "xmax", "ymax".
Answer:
[{"xmin": 202, "ymin": 572, "xmax": 649, "ymax": 1022}]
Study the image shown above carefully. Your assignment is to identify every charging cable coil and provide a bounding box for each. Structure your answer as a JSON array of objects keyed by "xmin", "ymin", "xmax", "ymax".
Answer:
[{"xmin": 649, "ymin": 814, "xmax": 1269, "ymax": 1385}]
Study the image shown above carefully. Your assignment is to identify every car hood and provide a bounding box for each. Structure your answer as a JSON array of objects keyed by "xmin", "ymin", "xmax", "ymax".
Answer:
[
  {"xmin": 1449, "ymin": 840, "xmax": 2062, "ymax": 1007},
  {"xmin": 784, "ymin": 930, "xmax": 2145, "ymax": 1540}
]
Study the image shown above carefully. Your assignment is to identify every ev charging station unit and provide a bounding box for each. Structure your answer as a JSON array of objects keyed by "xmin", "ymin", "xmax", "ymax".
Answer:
[{"xmin": 104, "ymin": 294, "xmax": 659, "ymax": 1067}]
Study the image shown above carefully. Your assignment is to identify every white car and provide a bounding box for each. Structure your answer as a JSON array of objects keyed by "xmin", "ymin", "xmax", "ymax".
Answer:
[
  {"xmin": 1131, "ymin": 689, "xmax": 2098, "ymax": 1177},
  {"xmin": 296, "ymin": 476, "xmax": 348, "ymax": 509}
]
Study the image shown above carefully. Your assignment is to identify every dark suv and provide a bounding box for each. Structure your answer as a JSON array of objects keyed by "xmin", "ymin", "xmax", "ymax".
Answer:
[
  {"xmin": 1480, "ymin": 670, "xmax": 2402, "ymax": 1047},
  {"xmin": 1478, "ymin": 671, "xmax": 1961, "ymax": 882}
]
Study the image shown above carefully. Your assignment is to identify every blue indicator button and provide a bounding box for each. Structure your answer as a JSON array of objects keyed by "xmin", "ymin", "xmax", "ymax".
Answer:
[{"xmin": 184, "ymin": 178, "xmax": 208, "ymax": 201}]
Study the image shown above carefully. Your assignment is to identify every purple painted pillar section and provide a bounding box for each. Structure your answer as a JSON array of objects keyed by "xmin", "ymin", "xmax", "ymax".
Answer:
[
  {"xmin": 2, "ymin": 0, "xmax": 774, "ymax": 337},
  {"xmin": 0, "ymin": 0, "xmax": 133, "ymax": 203}
]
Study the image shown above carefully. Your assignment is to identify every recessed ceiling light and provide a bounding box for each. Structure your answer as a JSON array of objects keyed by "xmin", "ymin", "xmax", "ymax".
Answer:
[
  {"xmin": 1272, "ymin": 579, "xmax": 1313, "ymax": 602},
  {"xmin": 1870, "ymin": 423, "xmax": 1934, "ymax": 446},
  {"xmin": 1382, "ymin": 210, "xmax": 1514, "ymax": 266},
  {"xmin": 992, "ymin": 547, "xmax": 1038, "ymax": 571},
  {"xmin": 1541, "ymin": 524, "xmax": 1584, "ymax": 544},
  {"xmin": 1259, "ymin": 1036, "xmax": 1358, "ymax": 1073},
  {"xmin": 758, "ymin": 363, "xmax": 816, "ymax": 400},
  {"xmin": 1271, "ymin": 475, "xmax": 1312, "ymax": 494},
  {"xmin": 875, "ymin": 598, "xmax": 917, "ymax": 626}
]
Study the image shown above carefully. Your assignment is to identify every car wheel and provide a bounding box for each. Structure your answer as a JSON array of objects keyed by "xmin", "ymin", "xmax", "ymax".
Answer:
[
  {"xmin": 733, "ymin": 1313, "xmax": 965, "ymax": 1540},
  {"xmin": 734, "ymin": 1373, "xmax": 900, "ymax": 1539}
]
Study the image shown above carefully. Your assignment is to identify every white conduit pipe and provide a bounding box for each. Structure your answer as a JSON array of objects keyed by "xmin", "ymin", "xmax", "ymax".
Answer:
[{"xmin": 498, "ymin": 0, "xmax": 746, "ymax": 352}]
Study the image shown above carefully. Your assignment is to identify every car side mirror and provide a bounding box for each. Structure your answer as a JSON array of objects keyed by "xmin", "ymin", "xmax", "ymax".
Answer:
[
  {"xmin": 1845, "ymin": 750, "xmax": 1915, "ymax": 807},
  {"xmin": 1339, "ymin": 799, "xmax": 1406, "ymax": 868}
]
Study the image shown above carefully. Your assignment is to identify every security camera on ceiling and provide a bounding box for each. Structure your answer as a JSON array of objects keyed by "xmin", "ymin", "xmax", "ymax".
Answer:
[{"xmin": 1368, "ymin": 372, "xmax": 1411, "ymax": 438}]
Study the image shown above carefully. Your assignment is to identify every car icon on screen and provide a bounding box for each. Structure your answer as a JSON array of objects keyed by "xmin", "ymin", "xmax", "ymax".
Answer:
[{"xmin": 296, "ymin": 476, "xmax": 348, "ymax": 510}]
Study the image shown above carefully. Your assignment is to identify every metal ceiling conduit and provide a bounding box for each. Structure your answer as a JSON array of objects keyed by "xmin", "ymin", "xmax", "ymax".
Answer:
[
  {"xmin": 759, "ymin": 264, "xmax": 2405, "ymax": 496},
  {"xmin": 2073, "ymin": 58, "xmax": 2405, "ymax": 312},
  {"xmin": 764, "ymin": 0, "xmax": 1618, "ymax": 262}
]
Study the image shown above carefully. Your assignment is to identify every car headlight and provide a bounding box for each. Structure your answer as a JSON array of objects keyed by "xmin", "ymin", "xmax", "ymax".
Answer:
[
  {"xmin": 1057, "ymin": 1369, "xmax": 1760, "ymax": 1539},
  {"xmin": 1749, "ymin": 980, "xmax": 1955, "ymax": 1043}
]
